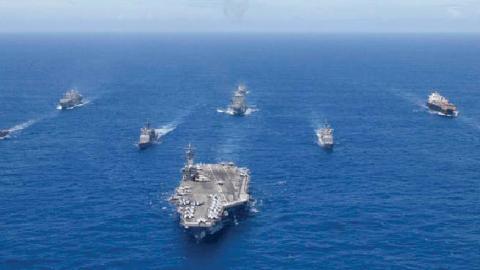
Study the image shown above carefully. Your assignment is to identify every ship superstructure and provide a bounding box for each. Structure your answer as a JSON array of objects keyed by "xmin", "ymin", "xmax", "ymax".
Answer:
[
  {"xmin": 427, "ymin": 91, "xmax": 458, "ymax": 117},
  {"xmin": 138, "ymin": 122, "xmax": 158, "ymax": 149},
  {"xmin": 237, "ymin": 84, "xmax": 248, "ymax": 95},
  {"xmin": 316, "ymin": 122, "xmax": 334, "ymax": 149},
  {"xmin": 170, "ymin": 144, "xmax": 251, "ymax": 240},
  {"xmin": 227, "ymin": 85, "xmax": 249, "ymax": 116},
  {"xmin": 57, "ymin": 89, "xmax": 83, "ymax": 110}
]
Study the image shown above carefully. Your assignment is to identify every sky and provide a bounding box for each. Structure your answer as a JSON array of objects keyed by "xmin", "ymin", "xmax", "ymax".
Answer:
[{"xmin": 0, "ymin": 0, "xmax": 479, "ymax": 33}]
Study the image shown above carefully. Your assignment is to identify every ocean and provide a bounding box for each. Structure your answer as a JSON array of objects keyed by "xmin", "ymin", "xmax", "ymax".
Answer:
[{"xmin": 0, "ymin": 34, "xmax": 479, "ymax": 269}]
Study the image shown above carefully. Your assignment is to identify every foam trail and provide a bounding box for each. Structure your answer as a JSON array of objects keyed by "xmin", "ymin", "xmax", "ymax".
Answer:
[
  {"xmin": 57, "ymin": 99, "xmax": 92, "ymax": 110},
  {"xmin": 138, "ymin": 109, "xmax": 194, "ymax": 146},
  {"xmin": 8, "ymin": 119, "xmax": 36, "ymax": 133},
  {"xmin": 388, "ymin": 88, "xmax": 426, "ymax": 111},
  {"xmin": 245, "ymin": 107, "xmax": 258, "ymax": 115},
  {"xmin": 152, "ymin": 109, "xmax": 192, "ymax": 142},
  {"xmin": 248, "ymin": 198, "xmax": 260, "ymax": 215},
  {"xmin": 70, "ymin": 99, "xmax": 91, "ymax": 109},
  {"xmin": 217, "ymin": 106, "xmax": 258, "ymax": 116},
  {"xmin": 155, "ymin": 123, "xmax": 177, "ymax": 139},
  {"xmin": 6, "ymin": 105, "xmax": 70, "ymax": 137},
  {"xmin": 217, "ymin": 108, "xmax": 234, "ymax": 115}
]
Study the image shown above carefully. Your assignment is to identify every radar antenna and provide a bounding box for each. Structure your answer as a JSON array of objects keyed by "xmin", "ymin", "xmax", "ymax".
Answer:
[
  {"xmin": 183, "ymin": 144, "xmax": 197, "ymax": 181},
  {"xmin": 185, "ymin": 143, "xmax": 195, "ymax": 167}
]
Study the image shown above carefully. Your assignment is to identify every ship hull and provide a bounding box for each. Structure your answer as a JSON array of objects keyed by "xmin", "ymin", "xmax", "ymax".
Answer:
[
  {"xmin": 58, "ymin": 101, "xmax": 83, "ymax": 110},
  {"xmin": 230, "ymin": 108, "xmax": 246, "ymax": 116},
  {"xmin": 58, "ymin": 94, "xmax": 84, "ymax": 110},
  {"xmin": 319, "ymin": 141, "xmax": 334, "ymax": 149},
  {"xmin": 138, "ymin": 132, "xmax": 158, "ymax": 150},
  {"xmin": 138, "ymin": 142, "xmax": 152, "ymax": 150},
  {"xmin": 427, "ymin": 103, "xmax": 458, "ymax": 117},
  {"xmin": 183, "ymin": 203, "xmax": 249, "ymax": 241},
  {"xmin": 320, "ymin": 143, "xmax": 333, "ymax": 149},
  {"xmin": 0, "ymin": 130, "xmax": 9, "ymax": 139},
  {"xmin": 232, "ymin": 112, "xmax": 245, "ymax": 117},
  {"xmin": 317, "ymin": 136, "xmax": 334, "ymax": 149}
]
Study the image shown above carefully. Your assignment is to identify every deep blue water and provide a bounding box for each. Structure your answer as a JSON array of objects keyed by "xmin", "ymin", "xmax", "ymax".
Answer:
[{"xmin": 0, "ymin": 34, "xmax": 479, "ymax": 270}]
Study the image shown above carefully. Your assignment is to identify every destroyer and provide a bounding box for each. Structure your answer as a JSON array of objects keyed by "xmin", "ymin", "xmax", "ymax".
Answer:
[
  {"xmin": 427, "ymin": 91, "xmax": 458, "ymax": 117},
  {"xmin": 170, "ymin": 144, "xmax": 251, "ymax": 240},
  {"xmin": 227, "ymin": 89, "xmax": 248, "ymax": 116},
  {"xmin": 0, "ymin": 129, "xmax": 9, "ymax": 139},
  {"xmin": 138, "ymin": 122, "xmax": 158, "ymax": 149},
  {"xmin": 316, "ymin": 122, "xmax": 334, "ymax": 149},
  {"xmin": 57, "ymin": 89, "xmax": 83, "ymax": 110}
]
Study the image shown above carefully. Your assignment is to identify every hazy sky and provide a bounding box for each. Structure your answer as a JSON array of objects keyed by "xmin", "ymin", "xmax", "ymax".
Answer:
[{"xmin": 0, "ymin": 0, "xmax": 479, "ymax": 33}]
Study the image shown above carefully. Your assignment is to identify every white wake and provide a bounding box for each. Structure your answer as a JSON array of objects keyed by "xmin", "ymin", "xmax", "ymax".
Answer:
[
  {"xmin": 245, "ymin": 107, "xmax": 258, "ymax": 115},
  {"xmin": 217, "ymin": 107, "xmax": 258, "ymax": 116},
  {"xmin": 57, "ymin": 99, "xmax": 91, "ymax": 110},
  {"xmin": 8, "ymin": 119, "xmax": 36, "ymax": 133},
  {"xmin": 387, "ymin": 88, "xmax": 427, "ymax": 113},
  {"xmin": 155, "ymin": 123, "xmax": 177, "ymax": 140}
]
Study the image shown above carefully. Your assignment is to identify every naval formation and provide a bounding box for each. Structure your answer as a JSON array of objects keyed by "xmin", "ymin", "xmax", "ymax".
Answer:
[{"xmin": 0, "ymin": 85, "xmax": 461, "ymax": 240}]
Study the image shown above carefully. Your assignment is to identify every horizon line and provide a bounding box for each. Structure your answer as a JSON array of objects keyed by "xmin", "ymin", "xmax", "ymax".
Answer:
[{"xmin": 0, "ymin": 31, "xmax": 479, "ymax": 35}]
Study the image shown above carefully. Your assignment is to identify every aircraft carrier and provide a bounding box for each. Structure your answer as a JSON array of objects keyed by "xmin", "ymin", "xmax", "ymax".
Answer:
[{"xmin": 170, "ymin": 144, "xmax": 251, "ymax": 240}]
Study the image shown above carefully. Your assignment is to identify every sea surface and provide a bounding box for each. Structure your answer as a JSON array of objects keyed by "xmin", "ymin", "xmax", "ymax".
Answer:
[{"xmin": 0, "ymin": 34, "xmax": 479, "ymax": 270}]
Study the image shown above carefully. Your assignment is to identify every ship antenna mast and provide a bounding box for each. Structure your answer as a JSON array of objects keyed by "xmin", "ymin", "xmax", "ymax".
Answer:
[{"xmin": 185, "ymin": 143, "xmax": 195, "ymax": 167}]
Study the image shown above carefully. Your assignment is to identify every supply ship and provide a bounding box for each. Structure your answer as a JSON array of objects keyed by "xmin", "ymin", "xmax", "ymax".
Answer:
[
  {"xmin": 427, "ymin": 91, "xmax": 458, "ymax": 117},
  {"xmin": 170, "ymin": 145, "xmax": 251, "ymax": 240},
  {"xmin": 316, "ymin": 122, "xmax": 334, "ymax": 149}
]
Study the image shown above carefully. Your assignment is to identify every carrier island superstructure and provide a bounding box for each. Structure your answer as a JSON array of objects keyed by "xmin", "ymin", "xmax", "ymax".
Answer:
[{"xmin": 170, "ymin": 144, "xmax": 251, "ymax": 240}]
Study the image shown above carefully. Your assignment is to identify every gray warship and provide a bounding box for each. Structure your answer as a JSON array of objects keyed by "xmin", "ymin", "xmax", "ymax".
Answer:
[
  {"xmin": 427, "ymin": 91, "xmax": 458, "ymax": 117},
  {"xmin": 0, "ymin": 129, "xmax": 9, "ymax": 139},
  {"xmin": 316, "ymin": 122, "xmax": 334, "ymax": 149},
  {"xmin": 138, "ymin": 122, "xmax": 158, "ymax": 149},
  {"xmin": 170, "ymin": 144, "xmax": 251, "ymax": 240},
  {"xmin": 227, "ymin": 87, "xmax": 248, "ymax": 116},
  {"xmin": 57, "ymin": 89, "xmax": 83, "ymax": 110}
]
